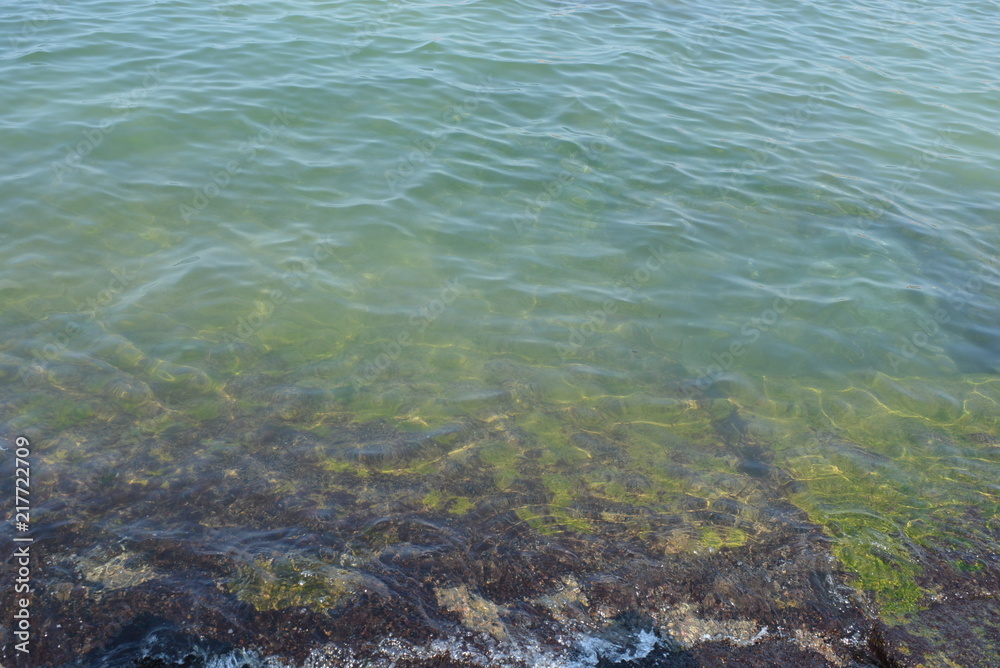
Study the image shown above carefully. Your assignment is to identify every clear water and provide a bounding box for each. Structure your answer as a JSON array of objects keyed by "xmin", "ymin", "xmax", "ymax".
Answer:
[{"xmin": 1, "ymin": 0, "xmax": 998, "ymax": 665}]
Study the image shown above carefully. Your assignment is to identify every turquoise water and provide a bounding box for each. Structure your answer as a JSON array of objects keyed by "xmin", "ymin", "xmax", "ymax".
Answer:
[{"xmin": 2, "ymin": 0, "xmax": 999, "ymax": 665}]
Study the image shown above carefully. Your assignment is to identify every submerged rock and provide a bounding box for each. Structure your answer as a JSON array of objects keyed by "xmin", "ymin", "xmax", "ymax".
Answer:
[{"xmin": 436, "ymin": 584, "xmax": 509, "ymax": 641}]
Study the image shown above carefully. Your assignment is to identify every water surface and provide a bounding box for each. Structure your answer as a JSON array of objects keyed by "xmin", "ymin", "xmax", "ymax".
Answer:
[{"xmin": 1, "ymin": 0, "xmax": 998, "ymax": 665}]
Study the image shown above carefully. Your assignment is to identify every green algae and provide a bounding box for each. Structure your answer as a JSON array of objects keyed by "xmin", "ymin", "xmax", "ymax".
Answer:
[
  {"xmin": 226, "ymin": 556, "xmax": 363, "ymax": 612},
  {"xmin": 508, "ymin": 370, "xmax": 999, "ymax": 621},
  {"xmin": 732, "ymin": 373, "xmax": 1000, "ymax": 620},
  {"xmin": 698, "ymin": 525, "xmax": 750, "ymax": 550},
  {"xmin": 832, "ymin": 531, "xmax": 926, "ymax": 618}
]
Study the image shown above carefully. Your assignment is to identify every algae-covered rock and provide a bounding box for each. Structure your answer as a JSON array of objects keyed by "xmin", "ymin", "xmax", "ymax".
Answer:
[
  {"xmin": 226, "ymin": 557, "xmax": 373, "ymax": 612},
  {"xmin": 436, "ymin": 584, "xmax": 508, "ymax": 640},
  {"xmin": 69, "ymin": 547, "xmax": 160, "ymax": 599}
]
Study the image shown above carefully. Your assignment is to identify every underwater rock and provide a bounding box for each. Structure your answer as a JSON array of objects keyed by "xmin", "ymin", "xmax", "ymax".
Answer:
[
  {"xmin": 328, "ymin": 421, "xmax": 469, "ymax": 466},
  {"xmin": 436, "ymin": 584, "xmax": 509, "ymax": 641},
  {"xmin": 570, "ymin": 431, "xmax": 630, "ymax": 465}
]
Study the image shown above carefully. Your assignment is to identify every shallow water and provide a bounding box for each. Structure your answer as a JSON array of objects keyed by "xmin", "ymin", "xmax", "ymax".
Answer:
[{"xmin": 1, "ymin": 0, "xmax": 999, "ymax": 665}]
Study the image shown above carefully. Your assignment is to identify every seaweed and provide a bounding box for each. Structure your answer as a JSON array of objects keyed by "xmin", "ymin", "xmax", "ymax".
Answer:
[{"xmin": 1, "ymin": 341, "xmax": 997, "ymax": 667}]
